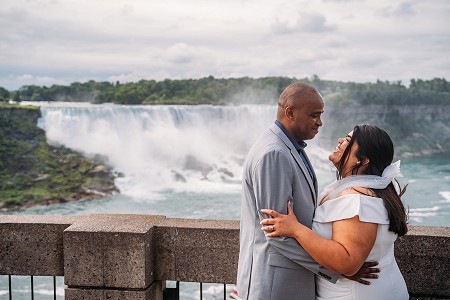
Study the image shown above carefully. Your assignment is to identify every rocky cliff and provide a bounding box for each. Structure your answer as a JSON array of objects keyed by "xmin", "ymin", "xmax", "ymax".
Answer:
[
  {"xmin": 319, "ymin": 102, "xmax": 450, "ymax": 158},
  {"xmin": 0, "ymin": 105, "xmax": 118, "ymax": 211}
]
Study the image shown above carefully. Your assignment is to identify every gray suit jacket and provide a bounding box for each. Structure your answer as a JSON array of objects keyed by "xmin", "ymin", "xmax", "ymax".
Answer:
[{"xmin": 236, "ymin": 123, "xmax": 338, "ymax": 300}]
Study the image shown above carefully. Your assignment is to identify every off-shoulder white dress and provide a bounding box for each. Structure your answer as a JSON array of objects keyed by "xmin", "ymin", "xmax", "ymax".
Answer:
[{"xmin": 312, "ymin": 193, "xmax": 409, "ymax": 300}]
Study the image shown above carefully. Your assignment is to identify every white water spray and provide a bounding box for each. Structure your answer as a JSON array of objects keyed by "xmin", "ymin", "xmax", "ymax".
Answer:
[{"xmin": 32, "ymin": 102, "xmax": 332, "ymax": 199}]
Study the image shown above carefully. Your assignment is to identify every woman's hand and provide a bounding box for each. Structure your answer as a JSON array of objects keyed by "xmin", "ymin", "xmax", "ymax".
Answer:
[{"xmin": 260, "ymin": 201, "xmax": 302, "ymax": 238}]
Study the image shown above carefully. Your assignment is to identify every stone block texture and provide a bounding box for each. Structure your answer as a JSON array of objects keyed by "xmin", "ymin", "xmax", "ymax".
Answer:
[
  {"xmin": 64, "ymin": 214, "xmax": 165, "ymax": 289},
  {"xmin": 0, "ymin": 215, "xmax": 78, "ymax": 275},
  {"xmin": 154, "ymin": 218, "xmax": 240, "ymax": 283},
  {"xmin": 395, "ymin": 226, "xmax": 450, "ymax": 298},
  {"xmin": 65, "ymin": 281, "xmax": 163, "ymax": 300}
]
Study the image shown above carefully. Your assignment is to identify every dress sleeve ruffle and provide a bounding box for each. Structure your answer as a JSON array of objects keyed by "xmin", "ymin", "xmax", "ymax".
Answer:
[{"xmin": 313, "ymin": 194, "xmax": 390, "ymax": 224}]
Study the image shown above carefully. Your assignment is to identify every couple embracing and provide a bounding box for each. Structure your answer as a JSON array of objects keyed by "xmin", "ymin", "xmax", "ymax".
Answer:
[{"xmin": 235, "ymin": 82, "xmax": 409, "ymax": 300}]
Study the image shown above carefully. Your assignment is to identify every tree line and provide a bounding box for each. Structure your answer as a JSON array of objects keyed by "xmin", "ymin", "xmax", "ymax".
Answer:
[{"xmin": 1, "ymin": 76, "xmax": 449, "ymax": 105}]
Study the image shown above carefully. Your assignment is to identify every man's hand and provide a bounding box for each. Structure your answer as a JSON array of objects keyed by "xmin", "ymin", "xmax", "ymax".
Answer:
[{"xmin": 343, "ymin": 261, "xmax": 380, "ymax": 285}]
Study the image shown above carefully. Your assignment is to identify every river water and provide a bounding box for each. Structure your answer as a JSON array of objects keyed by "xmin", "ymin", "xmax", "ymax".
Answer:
[
  {"xmin": 1, "ymin": 102, "xmax": 449, "ymax": 299},
  {"xmin": 8, "ymin": 153, "xmax": 450, "ymax": 227}
]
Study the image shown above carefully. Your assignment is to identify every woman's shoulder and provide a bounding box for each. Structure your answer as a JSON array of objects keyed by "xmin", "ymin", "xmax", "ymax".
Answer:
[
  {"xmin": 314, "ymin": 191, "xmax": 389, "ymax": 224},
  {"xmin": 337, "ymin": 187, "xmax": 376, "ymax": 197},
  {"xmin": 319, "ymin": 187, "xmax": 376, "ymax": 205}
]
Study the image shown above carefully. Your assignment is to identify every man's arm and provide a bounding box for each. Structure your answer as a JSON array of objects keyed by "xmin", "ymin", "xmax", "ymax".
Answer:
[{"xmin": 252, "ymin": 149, "xmax": 339, "ymax": 282}]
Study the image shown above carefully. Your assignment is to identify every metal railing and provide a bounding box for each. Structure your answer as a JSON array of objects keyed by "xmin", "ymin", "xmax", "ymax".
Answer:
[
  {"xmin": 163, "ymin": 281, "xmax": 232, "ymax": 300},
  {"xmin": 1, "ymin": 276, "xmax": 234, "ymax": 300},
  {"xmin": 0, "ymin": 275, "xmax": 64, "ymax": 300}
]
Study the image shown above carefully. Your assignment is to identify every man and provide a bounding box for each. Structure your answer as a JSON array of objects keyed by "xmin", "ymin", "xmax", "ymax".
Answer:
[{"xmin": 236, "ymin": 82, "xmax": 377, "ymax": 300}]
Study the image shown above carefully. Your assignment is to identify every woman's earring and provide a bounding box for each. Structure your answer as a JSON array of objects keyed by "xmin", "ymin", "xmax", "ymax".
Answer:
[{"xmin": 356, "ymin": 161, "xmax": 361, "ymax": 165}]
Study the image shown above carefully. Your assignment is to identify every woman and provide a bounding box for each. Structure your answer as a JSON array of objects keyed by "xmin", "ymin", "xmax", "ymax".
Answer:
[{"xmin": 260, "ymin": 124, "xmax": 409, "ymax": 300}]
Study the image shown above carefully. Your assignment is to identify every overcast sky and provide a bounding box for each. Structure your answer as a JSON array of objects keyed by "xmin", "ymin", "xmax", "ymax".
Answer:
[{"xmin": 1, "ymin": 0, "xmax": 449, "ymax": 90}]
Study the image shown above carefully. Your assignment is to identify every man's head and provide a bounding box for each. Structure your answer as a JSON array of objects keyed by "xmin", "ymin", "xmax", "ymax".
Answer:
[{"xmin": 276, "ymin": 82, "xmax": 324, "ymax": 141}]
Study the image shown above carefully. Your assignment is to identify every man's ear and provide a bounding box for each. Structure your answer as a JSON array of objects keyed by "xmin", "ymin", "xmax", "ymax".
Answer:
[{"xmin": 286, "ymin": 106, "xmax": 294, "ymax": 120}]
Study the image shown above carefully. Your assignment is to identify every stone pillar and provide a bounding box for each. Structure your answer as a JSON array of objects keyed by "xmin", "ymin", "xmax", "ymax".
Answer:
[
  {"xmin": 395, "ymin": 226, "xmax": 450, "ymax": 298},
  {"xmin": 153, "ymin": 218, "xmax": 240, "ymax": 284},
  {"xmin": 63, "ymin": 214, "xmax": 166, "ymax": 300},
  {"xmin": 0, "ymin": 215, "xmax": 78, "ymax": 276}
]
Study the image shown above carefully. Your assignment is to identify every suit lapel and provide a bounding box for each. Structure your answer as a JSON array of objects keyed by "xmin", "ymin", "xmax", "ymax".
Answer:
[
  {"xmin": 269, "ymin": 123, "xmax": 317, "ymax": 202},
  {"xmin": 290, "ymin": 148, "xmax": 317, "ymax": 201},
  {"xmin": 299, "ymin": 148, "xmax": 319, "ymax": 200}
]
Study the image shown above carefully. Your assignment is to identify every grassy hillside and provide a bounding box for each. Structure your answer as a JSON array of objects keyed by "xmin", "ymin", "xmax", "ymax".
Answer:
[{"xmin": 0, "ymin": 105, "xmax": 118, "ymax": 211}]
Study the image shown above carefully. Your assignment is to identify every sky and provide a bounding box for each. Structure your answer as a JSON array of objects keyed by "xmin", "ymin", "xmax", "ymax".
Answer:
[{"xmin": 1, "ymin": 0, "xmax": 449, "ymax": 90}]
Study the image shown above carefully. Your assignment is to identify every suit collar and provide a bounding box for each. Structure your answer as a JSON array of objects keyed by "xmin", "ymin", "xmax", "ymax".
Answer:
[{"xmin": 274, "ymin": 120, "xmax": 307, "ymax": 151}]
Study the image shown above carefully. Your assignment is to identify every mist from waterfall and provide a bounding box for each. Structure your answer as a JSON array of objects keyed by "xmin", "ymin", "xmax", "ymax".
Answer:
[
  {"xmin": 36, "ymin": 103, "xmax": 333, "ymax": 200},
  {"xmin": 10, "ymin": 102, "xmax": 450, "ymax": 227}
]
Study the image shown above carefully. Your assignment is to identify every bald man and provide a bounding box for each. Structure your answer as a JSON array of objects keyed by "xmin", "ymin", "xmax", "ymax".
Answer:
[{"xmin": 236, "ymin": 82, "xmax": 337, "ymax": 300}]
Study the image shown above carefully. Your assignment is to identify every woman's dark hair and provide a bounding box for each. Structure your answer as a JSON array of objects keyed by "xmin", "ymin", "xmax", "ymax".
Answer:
[{"xmin": 337, "ymin": 124, "xmax": 408, "ymax": 236}]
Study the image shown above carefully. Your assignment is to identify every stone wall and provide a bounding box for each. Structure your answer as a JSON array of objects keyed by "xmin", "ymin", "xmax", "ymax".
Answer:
[{"xmin": 0, "ymin": 214, "xmax": 449, "ymax": 299}]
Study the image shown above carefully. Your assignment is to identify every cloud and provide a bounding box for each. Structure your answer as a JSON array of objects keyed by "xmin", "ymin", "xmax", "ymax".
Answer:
[
  {"xmin": 163, "ymin": 43, "xmax": 211, "ymax": 64},
  {"xmin": 0, "ymin": 0, "xmax": 449, "ymax": 90},
  {"xmin": 271, "ymin": 12, "xmax": 335, "ymax": 34},
  {"xmin": 3, "ymin": 74, "xmax": 66, "ymax": 89},
  {"xmin": 378, "ymin": 1, "xmax": 416, "ymax": 17}
]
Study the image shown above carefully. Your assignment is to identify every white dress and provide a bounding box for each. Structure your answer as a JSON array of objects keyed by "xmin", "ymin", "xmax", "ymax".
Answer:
[{"xmin": 312, "ymin": 193, "xmax": 409, "ymax": 300}]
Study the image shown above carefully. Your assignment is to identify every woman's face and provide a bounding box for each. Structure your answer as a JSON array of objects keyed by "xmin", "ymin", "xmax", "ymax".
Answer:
[{"xmin": 329, "ymin": 130, "xmax": 360, "ymax": 176}]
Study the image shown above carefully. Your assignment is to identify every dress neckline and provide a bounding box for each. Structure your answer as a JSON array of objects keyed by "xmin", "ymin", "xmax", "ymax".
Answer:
[{"xmin": 320, "ymin": 174, "xmax": 393, "ymax": 202}]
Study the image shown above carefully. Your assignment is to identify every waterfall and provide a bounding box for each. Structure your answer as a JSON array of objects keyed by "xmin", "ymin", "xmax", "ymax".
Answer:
[{"xmin": 34, "ymin": 102, "xmax": 332, "ymax": 198}]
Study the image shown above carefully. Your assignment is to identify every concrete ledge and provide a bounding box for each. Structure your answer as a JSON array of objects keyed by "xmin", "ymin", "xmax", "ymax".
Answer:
[
  {"xmin": 1, "ymin": 214, "xmax": 449, "ymax": 299},
  {"xmin": 395, "ymin": 226, "xmax": 450, "ymax": 298},
  {"xmin": 0, "ymin": 215, "xmax": 80, "ymax": 276},
  {"xmin": 65, "ymin": 280, "xmax": 163, "ymax": 300},
  {"xmin": 64, "ymin": 214, "xmax": 165, "ymax": 289},
  {"xmin": 154, "ymin": 218, "xmax": 240, "ymax": 283}
]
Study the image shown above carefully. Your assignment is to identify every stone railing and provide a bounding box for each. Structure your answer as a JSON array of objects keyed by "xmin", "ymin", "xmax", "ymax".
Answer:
[{"xmin": 0, "ymin": 214, "xmax": 449, "ymax": 300}]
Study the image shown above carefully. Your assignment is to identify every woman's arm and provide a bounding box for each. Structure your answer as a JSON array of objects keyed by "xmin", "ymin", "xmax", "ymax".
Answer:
[{"xmin": 261, "ymin": 193, "xmax": 377, "ymax": 276}]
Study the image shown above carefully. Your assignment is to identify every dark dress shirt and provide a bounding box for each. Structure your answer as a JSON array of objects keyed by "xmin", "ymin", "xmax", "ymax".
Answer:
[{"xmin": 274, "ymin": 120, "xmax": 315, "ymax": 180}]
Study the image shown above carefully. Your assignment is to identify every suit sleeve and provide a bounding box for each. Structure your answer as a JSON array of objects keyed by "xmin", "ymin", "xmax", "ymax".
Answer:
[{"xmin": 252, "ymin": 149, "xmax": 339, "ymax": 282}]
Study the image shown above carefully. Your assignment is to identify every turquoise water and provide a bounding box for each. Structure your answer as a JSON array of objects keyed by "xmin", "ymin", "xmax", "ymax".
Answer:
[
  {"xmin": 7, "ymin": 152, "xmax": 450, "ymax": 227},
  {"xmin": 401, "ymin": 153, "xmax": 450, "ymax": 226}
]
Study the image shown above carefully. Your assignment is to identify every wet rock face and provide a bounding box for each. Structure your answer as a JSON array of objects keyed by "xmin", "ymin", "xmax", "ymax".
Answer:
[
  {"xmin": 320, "ymin": 103, "xmax": 450, "ymax": 158},
  {"xmin": 0, "ymin": 106, "xmax": 119, "ymax": 211}
]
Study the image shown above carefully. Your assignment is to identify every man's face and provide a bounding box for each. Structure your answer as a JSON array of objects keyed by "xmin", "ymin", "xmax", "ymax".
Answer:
[{"xmin": 290, "ymin": 92, "xmax": 324, "ymax": 141}]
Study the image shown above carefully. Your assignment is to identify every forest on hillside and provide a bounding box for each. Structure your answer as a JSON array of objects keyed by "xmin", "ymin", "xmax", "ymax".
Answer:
[{"xmin": 1, "ymin": 76, "xmax": 449, "ymax": 105}]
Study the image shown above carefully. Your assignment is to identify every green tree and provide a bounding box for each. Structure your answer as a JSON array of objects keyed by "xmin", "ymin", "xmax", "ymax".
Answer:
[
  {"xmin": 0, "ymin": 87, "xmax": 10, "ymax": 101},
  {"xmin": 8, "ymin": 76, "xmax": 450, "ymax": 106}
]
